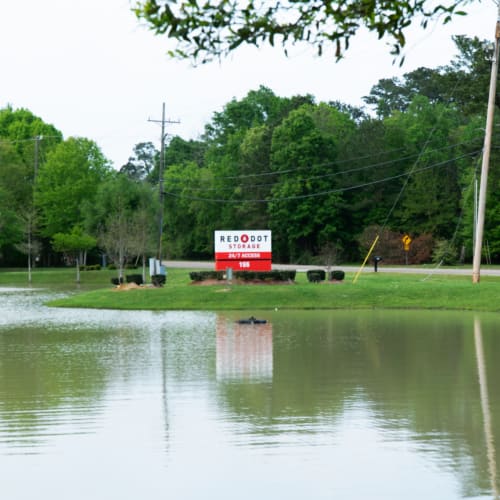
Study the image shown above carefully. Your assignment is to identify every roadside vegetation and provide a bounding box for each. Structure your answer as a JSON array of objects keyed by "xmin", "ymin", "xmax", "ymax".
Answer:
[
  {"xmin": 0, "ymin": 35, "xmax": 499, "ymax": 274},
  {"xmin": 1, "ymin": 266, "xmax": 499, "ymax": 313}
]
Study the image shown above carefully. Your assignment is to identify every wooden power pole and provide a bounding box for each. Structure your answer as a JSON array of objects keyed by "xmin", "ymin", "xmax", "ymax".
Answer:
[
  {"xmin": 472, "ymin": 4, "xmax": 500, "ymax": 283},
  {"xmin": 148, "ymin": 103, "xmax": 179, "ymax": 268}
]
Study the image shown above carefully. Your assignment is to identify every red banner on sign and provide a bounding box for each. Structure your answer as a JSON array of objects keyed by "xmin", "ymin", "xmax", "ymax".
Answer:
[
  {"xmin": 215, "ymin": 260, "xmax": 272, "ymax": 271},
  {"xmin": 215, "ymin": 252, "xmax": 272, "ymax": 260}
]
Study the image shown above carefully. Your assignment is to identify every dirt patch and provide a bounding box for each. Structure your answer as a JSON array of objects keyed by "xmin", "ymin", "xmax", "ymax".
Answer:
[{"xmin": 112, "ymin": 283, "xmax": 154, "ymax": 291}]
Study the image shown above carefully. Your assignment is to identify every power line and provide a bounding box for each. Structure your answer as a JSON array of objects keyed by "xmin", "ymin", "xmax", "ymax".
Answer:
[
  {"xmin": 208, "ymin": 137, "xmax": 481, "ymax": 181},
  {"xmin": 163, "ymin": 150, "xmax": 480, "ymax": 204},
  {"xmin": 165, "ymin": 142, "xmax": 481, "ymax": 193}
]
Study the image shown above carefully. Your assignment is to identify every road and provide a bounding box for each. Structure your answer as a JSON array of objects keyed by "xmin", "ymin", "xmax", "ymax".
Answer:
[{"xmin": 163, "ymin": 260, "xmax": 500, "ymax": 277}]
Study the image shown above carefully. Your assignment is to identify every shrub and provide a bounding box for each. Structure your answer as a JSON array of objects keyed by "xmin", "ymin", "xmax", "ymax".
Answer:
[
  {"xmin": 79, "ymin": 264, "xmax": 101, "ymax": 271},
  {"xmin": 234, "ymin": 270, "xmax": 296, "ymax": 282},
  {"xmin": 126, "ymin": 274, "xmax": 143, "ymax": 285},
  {"xmin": 358, "ymin": 225, "xmax": 435, "ymax": 264},
  {"xmin": 189, "ymin": 271, "xmax": 224, "ymax": 281},
  {"xmin": 432, "ymin": 240, "xmax": 458, "ymax": 265},
  {"xmin": 278, "ymin": 270, "xmax": 296, "ymax": 281},
  {"xmin": 110, "ymin": 277, "xmax": 123, "ymax": 286},
  {"xmin": 306, "ymin": 269, "xmax": 326, "ymax": 282},
  {"xmin": 189, "ymin": 270, "xmax": 296, "ymax": 282},
  {"xmin": 411, "ymin": 233, "xmax": 435, "ymax": 264},
  {"xmin": 151, "ymin": 274, "xmax": 166, "ymax": 287},
  {"xmin": 330, "ymin": 270, "xmax": 345, "ymax": 281}
]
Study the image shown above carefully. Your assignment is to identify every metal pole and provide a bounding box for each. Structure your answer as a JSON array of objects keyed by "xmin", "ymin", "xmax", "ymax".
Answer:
[{"xmin": 472, "ymin": 5, "xmax": 500, "ymax": 283}]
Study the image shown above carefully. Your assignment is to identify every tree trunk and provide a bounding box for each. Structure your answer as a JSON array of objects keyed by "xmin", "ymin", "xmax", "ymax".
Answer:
[{"xmin": 76, "ymin": 255, "xmax": 81, "ymax": 284}]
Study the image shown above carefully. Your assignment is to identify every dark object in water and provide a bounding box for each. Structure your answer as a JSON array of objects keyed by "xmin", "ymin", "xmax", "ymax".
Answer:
[{"xmin": 236, "ymin": 316, "xmax": 267, "ymax": 325}]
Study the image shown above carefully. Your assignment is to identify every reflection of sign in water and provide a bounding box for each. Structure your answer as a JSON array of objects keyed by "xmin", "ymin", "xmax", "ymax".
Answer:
[{"xmin": 216, "ymin": 318, "xmax": 273, "ymax": 381}]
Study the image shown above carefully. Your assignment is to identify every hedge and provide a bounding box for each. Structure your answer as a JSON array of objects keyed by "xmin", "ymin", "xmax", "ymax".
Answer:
[
  {"xmin": 79, "ymin": 264, "xmax": 101, "ymax": 271},
  {"xmin": 235, "ymin": 270, "xmax": 296, "ymax": 281},
  {"xmin": 126, "ymin": 274, "xmax": 143, "ymax": 285},
  {"xmin": 152, "ymin": 274, "xmax": 166, "ymax": 286},
  {"xmin": 306, "ymin": 269, "xmax": 326, "ymax": 282},
  {"xmin": 330, "ymin": 270, "xmax": 345, "ymax": 281},
  {"xmin": 189, "ymin": 270, "xmax": 296, "ymax": 282},
  {"xmin": 189, "ymin": 271, "xmax": 224, "ymax": 281}
]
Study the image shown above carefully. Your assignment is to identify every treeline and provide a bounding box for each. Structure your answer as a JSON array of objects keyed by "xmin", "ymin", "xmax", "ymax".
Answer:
[{"xmin": 0, "ymin": 36, "xmax": 499, "ymax": 270}]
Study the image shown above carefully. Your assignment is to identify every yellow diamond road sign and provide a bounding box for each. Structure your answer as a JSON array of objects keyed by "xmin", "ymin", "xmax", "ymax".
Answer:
[{"xmin": 402, "ymin": 234, "xmax": 412, "ymax": 251}]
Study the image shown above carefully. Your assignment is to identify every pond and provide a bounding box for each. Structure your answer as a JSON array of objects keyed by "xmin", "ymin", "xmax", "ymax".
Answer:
[{"xmin": 0, "ymin": 287, "xmax": 499, "ymax": 499}]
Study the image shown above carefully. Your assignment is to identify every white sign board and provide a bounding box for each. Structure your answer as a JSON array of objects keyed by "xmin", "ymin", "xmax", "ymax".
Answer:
[{"xmin": 214, "ymin": 230, "xmax": 272, "ymax": 271}]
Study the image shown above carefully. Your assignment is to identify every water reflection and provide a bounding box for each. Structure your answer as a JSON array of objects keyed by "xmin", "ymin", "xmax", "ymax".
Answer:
[
  {"xmin": 216, "ymin": 318, "xmax": 273, "ymax": 381},
  {"xmin": 1, "ymin": 288, "xmax": 500, "ymax": 499},
  {"xmin": 474, "ymin": 316, "xmax": 499, "ymax": 499}
]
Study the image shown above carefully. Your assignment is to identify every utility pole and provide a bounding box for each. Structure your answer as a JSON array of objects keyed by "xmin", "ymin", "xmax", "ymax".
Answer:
[
  {"xmin": 472, "ymin": 4, "xmax": 500, "ymax": 283},
  {"xmin": 148, "ymin": 103, "xmax": 180, "ymax": 269}
]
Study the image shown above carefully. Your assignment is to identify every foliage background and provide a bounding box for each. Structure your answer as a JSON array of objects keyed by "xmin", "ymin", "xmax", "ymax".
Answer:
[{"xmin": 0, "ymin": 36, "xmax": 497, "ymax": 267}]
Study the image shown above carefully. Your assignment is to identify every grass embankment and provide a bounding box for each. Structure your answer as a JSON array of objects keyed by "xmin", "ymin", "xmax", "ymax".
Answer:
[{"xmin": 1, "ymin": 266, "xmax": 497, "ymax": 312}]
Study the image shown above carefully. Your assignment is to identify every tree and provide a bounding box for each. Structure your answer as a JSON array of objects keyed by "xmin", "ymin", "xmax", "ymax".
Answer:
[
  {"xmin": 384, "ymin": 96, "xmax": 463, "ymax": 238},
  {"xmin": 0, "ymin": 106, "xmax": 62, "ymax": 172},
  {"xmin": 268, "ymin": 104, "xmax": 344, "ymax": 262},
  {"xmin": 120, "ymin": 141, "xmax": 158, "ymax": 182},
  {"xmin": 15, "ymin": 207, "xmax": 41, "ymax": 283},
  {"xmin": 440, "ymin": 35, "xmax": 496, "ymax": 116},
  {"xmin": 363, "ymin": 36, "xmax": 493, "ymax": 119},
  {"xmin": 86, "ymin": 174, "xmax": 156, "ymax": 282},
  {"xmin": 203, "ymin": 86, "xmax": 314, "ymax": 144},
  {"xmin": 52, "ymin": 227, "xmax": 97, "ymax": 283},
  {"xmin": 0, "ymin": 142, "xmax": 26, "ymax": 252},
  {"xmin": 363, "ymin": 67, "xmax": 447, "ymax": 118},
  {"xmin": 35, "ymin": 137, "xmax": 112, "ymax": 238},
  {"xmin": 134, "ymin": 0, "xmax": 470, "ymax": 63},
  {"xmin": 0, "ymin": 185, "xmax": 21, "ymax": 257},
  {"xmin": 165, "ymin": 136, "xmax": 206, "ymax": 169},
  {"xmin": 233, "ymin": 124, "xmax": 274, "ymax": 228},
  {"xmin": 0, "ymin": 108, "xmax": 62, "ymax": 265},
  {"xmin": 163, "ymin": 162, "xmax": 216, "ymax": 259}
]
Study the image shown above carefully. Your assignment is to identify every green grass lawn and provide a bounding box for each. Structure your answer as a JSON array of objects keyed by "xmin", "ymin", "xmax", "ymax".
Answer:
[{"xmin": 2, "ymin": 266, "xmax": 497, "ymax": 312}]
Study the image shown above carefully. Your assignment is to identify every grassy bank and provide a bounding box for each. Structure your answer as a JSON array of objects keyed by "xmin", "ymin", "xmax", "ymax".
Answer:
[{"xmin": 1, "ymin": 266, "xmax": 496, "ymax": 312}]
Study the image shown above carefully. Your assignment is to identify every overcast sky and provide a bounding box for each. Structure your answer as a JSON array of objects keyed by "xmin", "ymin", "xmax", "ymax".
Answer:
[{"xmin": 0, "ymin": 0, "xmax": 494, "ymax": 168}]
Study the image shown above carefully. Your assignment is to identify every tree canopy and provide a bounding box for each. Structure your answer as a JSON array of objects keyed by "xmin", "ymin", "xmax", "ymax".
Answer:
[
  {"xmin": 34, "ymin": 137, "xmax": 112, "ymax": 237},
  {"xmin": 1, "ymin": 35, "xmax": 497, "ymax": 268},
  {"xmin": 134, "ymin": 0, "xmax": 471, "ymax": 63}
]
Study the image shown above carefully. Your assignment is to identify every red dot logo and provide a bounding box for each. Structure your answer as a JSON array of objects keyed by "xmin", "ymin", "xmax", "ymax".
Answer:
[{"xmin": 241, "ymin": 234, "xmax": 249, "ymax": 243}]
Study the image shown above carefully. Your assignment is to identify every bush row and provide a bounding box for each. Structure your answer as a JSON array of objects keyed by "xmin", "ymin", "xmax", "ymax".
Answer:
[
  {"xmin": 126, "ymin": 274, "xmax": 143, "ymax": 285},
  {"xmin": 306, "ymin": 269, "xmax": 345, "ymax": 282},
  {"xmin": 107, "ymin": 264, "xmax": 139, "ymax": 270},
  {"xmin": 235, "ymin": 270, "xmax": 296, "ymax": 281},
  {"xmin": 79, "ymin": 264, "xmax": 101, "ymax": 271},
  {"xmin": 189, "ymin": 270, "xmax": 296, "ymax": 282},
  {"xmin": 110, "ymin": 274, "xmax": 166, "ymax": 286},
  {"xmin": 189, "ymin": 271, "xmax": 225, "ymax": 281}
]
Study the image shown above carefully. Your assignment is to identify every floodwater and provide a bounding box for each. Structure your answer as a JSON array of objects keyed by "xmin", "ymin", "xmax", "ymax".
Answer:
[{"xmin": 0, "ymin": 288, "xmax": 499, "ymax": 499}]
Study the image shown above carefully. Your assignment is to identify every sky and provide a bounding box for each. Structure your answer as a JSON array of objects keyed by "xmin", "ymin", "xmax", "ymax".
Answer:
[{"xmin": 0, "ymin": 0, "xmax": 495, "ymax": 168}]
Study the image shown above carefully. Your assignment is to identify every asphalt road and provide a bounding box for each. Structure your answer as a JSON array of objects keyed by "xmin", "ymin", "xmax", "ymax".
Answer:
[{"xmin": 163, "ymin": 260, "xmax": 500, "ymax": 277}]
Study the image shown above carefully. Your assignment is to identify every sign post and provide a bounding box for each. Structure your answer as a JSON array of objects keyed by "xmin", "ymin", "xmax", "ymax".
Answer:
[
  {"xmin": 214, "ymin": 230, "xmax": 272, "ymax": 271},
  {"xmin": 402, "ymin": 234, "xmax": 412, "ymax": 265}
]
